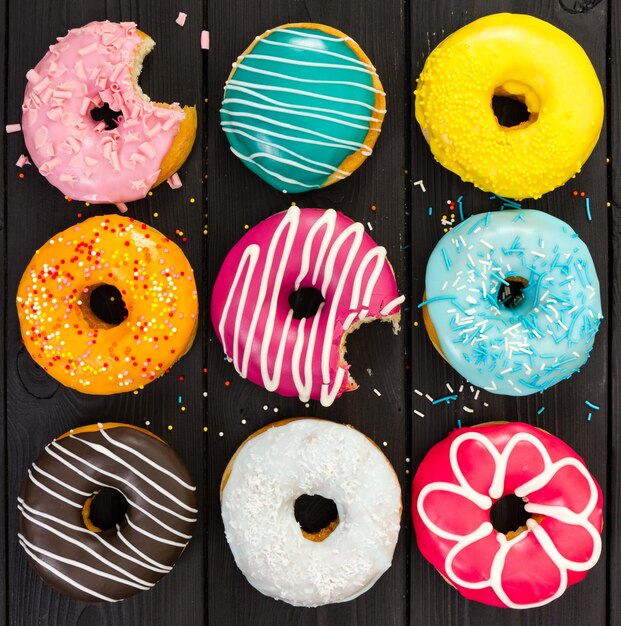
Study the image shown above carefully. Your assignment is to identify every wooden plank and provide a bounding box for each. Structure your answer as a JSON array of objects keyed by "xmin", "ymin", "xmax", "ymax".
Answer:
[
  {"xmin": 1, "ymin": 0, "xmax": 8, "ymax": 620},
  {"xmin": 608, "ymin": 3, "xmax": 621, "ymax": 626},
  {"xmin": 206, "ymin": 0, "xmax": 409, "ymax": 624},
  {"xmin": 410, "ymin": 2, "xmax": 609, "ymax": 625},
  {"xmin": 4, "ymin": 1, "xmax": 206, "ymax": 624}
]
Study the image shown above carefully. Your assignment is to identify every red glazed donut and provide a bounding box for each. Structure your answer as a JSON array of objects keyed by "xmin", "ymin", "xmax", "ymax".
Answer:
[{"xmin": 412, "ymin": 422, "xmax": 603, "ymax": 608}]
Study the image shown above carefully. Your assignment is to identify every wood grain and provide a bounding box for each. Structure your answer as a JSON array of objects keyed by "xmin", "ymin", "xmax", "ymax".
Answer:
[
  {"xmin": 1, "ymin": 0, "xmax": 617, "ymax": 624},
  {"xmin": 1, "ymin": 0, "xmax": 7, "ymax": 621},
  {"xmin": 608, "ymin": 2, "xmax": 620, "ymax": 626}
]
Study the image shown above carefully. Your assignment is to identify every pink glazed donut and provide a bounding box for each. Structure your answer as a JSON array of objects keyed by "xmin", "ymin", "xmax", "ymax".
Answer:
[
  {"xmin": 21, "ymin": 21, "xmax": 197, "ymax": 209},
  {"xmin": 211, "ymin": 206, "xmax": 404, "ymax": 407},
  {"xmin": 412, "ymin": 422, "xmax": 603, "ymax": 608}
]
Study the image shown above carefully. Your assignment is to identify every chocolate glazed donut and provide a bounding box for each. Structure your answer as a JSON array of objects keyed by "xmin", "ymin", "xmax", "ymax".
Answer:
[{"xmin": 17, "ymin": 423, "xmax": 197, "ymax": 602}]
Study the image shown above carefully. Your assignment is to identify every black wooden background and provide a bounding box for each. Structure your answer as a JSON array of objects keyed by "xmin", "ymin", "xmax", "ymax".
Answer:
[{"xmin": 1, "ymin": 0, "xmax": 618, "ymax": 624}]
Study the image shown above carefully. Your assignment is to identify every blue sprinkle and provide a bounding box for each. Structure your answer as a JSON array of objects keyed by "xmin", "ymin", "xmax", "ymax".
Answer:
[
  {"xmin": 442, "ymin": 248, "xmax": 451, "ymax": 270},
  {"xmin": 585, "ymin": 400, "xmax": 600, "ymax": 410},
  {"xmin": 586, "ymin": 197, "xmax": 592, "ymax": 222},
  {"xmin": 491, "ymin": 194, "xmax": 522, "ymax": 209},
  {"xmin": 491, "ymin": 273, "xmax": 510, "ymax": 286},
  {"xmin": 432, "ymin": 394, "xmax": 459, "ymax": 405},
  {"xmin": 587, "ymin": 412, "xmax": 592, "ymax": 421},
  {"xmin": 457, "ymin": 419, "xmax": 462, "ymax": 428},
  {"xmin": 428, "ymin": 206, "xmax": 433, "ymax": 215},
  {"xmin": 512, "ymin": 213, "xmax": 525, "ymax": 223},
  {"xmin": 178, "ymin": 395, "xmax": 182, "ymax": 403},
  {"xmin": 418, "ymin": 295, "xmax": 454, "ymax": 308},
  {"xmin": 457, "ymin": 195, "xmax": 464, "ymax": 221},
  {"xmin": 537, "ymin": 406, "xmax": 545, "ymax": 415}
]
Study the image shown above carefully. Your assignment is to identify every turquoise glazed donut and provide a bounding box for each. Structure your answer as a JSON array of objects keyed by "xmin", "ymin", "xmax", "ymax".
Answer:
[
  {"xmin": 421, "ymin": 210, "xmax": 602, "ymax": 395},
  {"xmin": 220, "ymin": 23, "xmax": 386, "ymax": 193}
]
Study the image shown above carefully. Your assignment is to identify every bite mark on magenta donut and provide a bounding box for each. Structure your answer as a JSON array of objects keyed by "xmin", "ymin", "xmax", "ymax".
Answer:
[
  {"xmin": 18, "ymin": 423, "xmax": 197, "ymax": 602},
  {"xmin": 21, "ymin": 21, "xmax": 197, "ymax": 205},
  {"xmin": 210, "ymin": 207, "xmax": 404, "ymax": 406},
  {"xmin": 412, "ymin": 422, "xmax": 603, "ymax": 608}
]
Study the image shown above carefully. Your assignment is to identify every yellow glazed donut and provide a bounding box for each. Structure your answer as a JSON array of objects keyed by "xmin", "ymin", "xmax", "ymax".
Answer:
[
  {"xmin": 415, "ymin": 13, "xmax": 604, "ymax": 199},
  {"xmin": 16, "ymin": 216, "xmax": 198, "ymax": 394}
]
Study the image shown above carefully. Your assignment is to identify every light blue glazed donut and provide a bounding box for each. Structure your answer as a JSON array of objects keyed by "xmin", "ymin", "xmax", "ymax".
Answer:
[{"xmin": 421, "ymin": 210, "xmax": 602, "ymax": 395}]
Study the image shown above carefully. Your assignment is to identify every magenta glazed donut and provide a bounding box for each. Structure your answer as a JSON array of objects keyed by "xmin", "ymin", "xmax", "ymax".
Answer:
[
  {"xmin": 210, "ymin": 206, "xmax": 404, "ymax": 406},
  {"xmin": 412, "ymin": 422, "xmax": 603, "ymax": 608}
]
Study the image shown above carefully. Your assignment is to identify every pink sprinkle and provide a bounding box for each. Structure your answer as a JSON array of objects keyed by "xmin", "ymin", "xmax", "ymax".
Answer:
[
  {"xmin": 16, "ymin": 154, "xmax": 31, "ymax": 167},
  {"xmin": 176, "ymin": 12, "xmax": 187, "ymax": 27},
  {"xmin": 167, "ymin": 173, "xmax": 182, "ymax": 189},
  {"xmin": 115, "ymin": 203, "xmax": 129, "ymax": 214},
  {"xmin": 79, "ymin": 42, "xmax": 98, "ymax": 56},
  {"xmin": 201, "ymin": 30, "xmax": 210, "ymax": 50},
  {"xmin": 138, "ymin": 142, "xmax": 156, "ymax": 159},
  {"xmin": 6, "ymin": 123, "xmax": 21, "ymax": 133}
]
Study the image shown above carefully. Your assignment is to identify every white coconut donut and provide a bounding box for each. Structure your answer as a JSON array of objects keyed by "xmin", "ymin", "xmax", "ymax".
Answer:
[{"xmin": 220, "ymin": 419, "xmax": 402, "ymax": 607}]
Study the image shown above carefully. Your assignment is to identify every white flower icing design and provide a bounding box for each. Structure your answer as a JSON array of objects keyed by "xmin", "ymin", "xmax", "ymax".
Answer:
[{"xmin": 416, "ymin": 431, "xmax": 602, "ymax": 609}]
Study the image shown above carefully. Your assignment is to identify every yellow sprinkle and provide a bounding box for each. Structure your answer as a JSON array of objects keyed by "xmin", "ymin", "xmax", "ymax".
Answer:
[
  {"xmin": 167, "ymin": 425, "xmax": 173, "ymax": 431},
  {"xmin": 153, "ymin": 212, "xmax": 159, "ymax": 218},
  {"xmin": 607, "ymin": 202, "xmax": 611, "ymax": 207},
  {"xmin": 133, "ymin": 390, "xmax": 139, "ymax": 395},
  {"xmin": 414, "ymin": 321, "xmax": 419, "ymax": 326},
  {"xmin": 244, "ymin": 224, "xmax": 249, "ymax": 229},
  {"xmin": 181, "ymin": 406, "xmax": 186, "ymax": 412},
  {"xmin": 190, "ymin": 198, "xmax": 196, "ymax": 204},
  {"xmin": 148, "ymin": 191, "xmax": 153, "ymax": 196},
  {"xmin": 203, "ymin": 426, "xmax": 208, "ymax": 432},
  {"xmin": 443, "ymin": 228, "xmax": 448, "ymax": 233},
  {"xmin": 85, "ymin": 202, "xmax": 90, "ymax": 207}
]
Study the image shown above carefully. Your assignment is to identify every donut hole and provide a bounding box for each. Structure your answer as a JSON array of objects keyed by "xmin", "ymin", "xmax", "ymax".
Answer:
[
  {"xmin": 90, "ymin": 103, "xmax": 122, "ymax": 130},
  {"xmin": 490, "ymin": 494, "xmax": 531, "ymax": 537},
  {"xmin": 497, "ymin": 276, "xmax": 528, "ymax": 309},
  {"xmin": 294, "ymin": 494, "xmax": 339, "ymax": 542},
  {"xmin": 82, "ymin": 487, "xmax": 128, "ymax": 533},
  {"xmin": 492, "ymin": 90, "xmax": 535, "ymax": 129},
  {"xmin": 80, "ymin": 284, "xmax": 128, "ymax": 328},
  {"xmin": 289, "ymin": 287, "xmax": 325, "ymax": 320}
]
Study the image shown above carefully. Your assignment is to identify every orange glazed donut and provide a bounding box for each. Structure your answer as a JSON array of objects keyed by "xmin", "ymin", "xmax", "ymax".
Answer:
[{"xmin": 16, "ymin": 216, "xmax": 198, "ymax": 394}]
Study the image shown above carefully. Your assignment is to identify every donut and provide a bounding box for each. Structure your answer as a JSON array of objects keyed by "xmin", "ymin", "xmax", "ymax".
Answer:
[
  {"xmin": 415, "ymin": 13, "xmax": 603, "ymax": 199},
  {"xmin": 412, "ymin": 422, "xmax": 603, "ymax": 608},
  {"xmin": 210, "ymin": 206, "xmax": 404, "ymax": 406},
  {"xmin": 220, "ymin": 418, "xmax": 402, "ymax": 606},
  {"xmin": 220, "ymin": 23, "xmax": 385, "ymax": 193},
  {"xmin": 22, "ymin": 20, "xmax": 197, "ymax": 208},
  {"xmin": 16, "ymin": 215, "xmax": 198, "ymax": 394},
  {"xmin": 420, "ymin": 209, "xmax": 602, "ymax": 395},
  {"xmin": 18, "ymin": 423, "xmax": 197, "ymax": 602}
]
